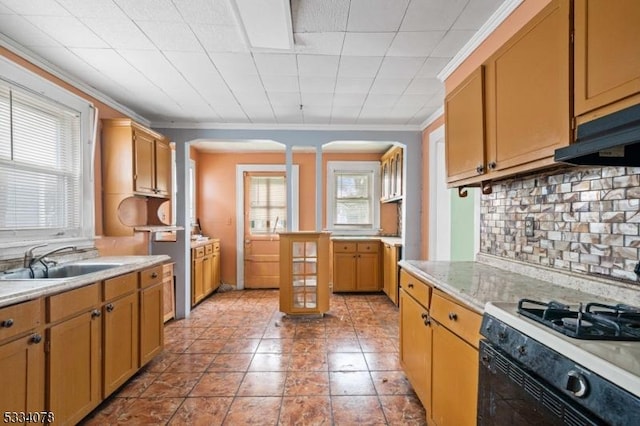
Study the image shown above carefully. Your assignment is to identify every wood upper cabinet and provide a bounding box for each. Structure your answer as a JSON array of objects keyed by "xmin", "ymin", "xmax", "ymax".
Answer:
[
  {"xmin": 446, "ymin": 0, "xmax": 571, "ymax": 187},
  {"xmin": 574, "ymin": 0, "xmax": 640, "ymax": 119},
  {"xmin": 0, "ymin": 299, "xmax": 44, "ymax": 416},
  {"xmin": 332, "ymin": 241, "xmax": 381, "ymax": 292},
  {"xmin": 445, "ymin": 67, "xmax": 486, "ymax": 183}
]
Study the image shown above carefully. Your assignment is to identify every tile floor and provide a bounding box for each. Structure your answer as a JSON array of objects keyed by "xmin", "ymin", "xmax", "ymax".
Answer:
[{"xmin": 82, "ymin": 290, "xmax": 427, "ymax": 425}]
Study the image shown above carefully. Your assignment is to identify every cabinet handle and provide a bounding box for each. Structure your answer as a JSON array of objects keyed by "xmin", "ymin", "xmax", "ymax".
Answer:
[
  {"xmin": 448, "ymin": 312, "xmax": 458, "ymax": 321},
  {"xmin": 421, "ymin": 312, "xmax": 431, "ymax": 326},
  {"xmin": 31, "ymin": 334, "xmax": 43, "ymax": 344},
  {"xmin": 1, "ymin": 318, "xmax": 14, "ymax": 328},
  {"xmin": 91, "ymin": 309, "xmax": 101, "ymax": 318},
  {"xmin": 488, "ymin": 161, "xmax": 497, "ymax": 170},
  {"xmin": 408, "ymin": 283, "xmax": 414, "ymax": 289},
  {"xmin": 106, "ymin": 303, "xmax": 114, "ymax": 313},
  {"xmin": 151, "ymin": 272, "xmax": 158, "ymax": 278},
  {"xmin": 476, "ymin": 165, "xmax": 484, "ymax": 174}
]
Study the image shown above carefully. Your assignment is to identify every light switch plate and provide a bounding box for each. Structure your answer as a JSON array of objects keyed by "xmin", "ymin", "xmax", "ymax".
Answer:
[{"xmin": 524, "ymin": 217, "xmax": 535, "ymax": 237}]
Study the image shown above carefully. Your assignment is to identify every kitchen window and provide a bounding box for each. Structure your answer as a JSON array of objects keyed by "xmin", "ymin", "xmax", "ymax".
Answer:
[
  {"xmin": 0, "ymin": 58, "xmax": 94, "ymax": 251},
  {"xmin": 327, "ymin": 161, "xmax": 380, "ymax": 234},
  {"xmin": 248, "ymin": 174, "xmax": 286, "ymax": 234}
]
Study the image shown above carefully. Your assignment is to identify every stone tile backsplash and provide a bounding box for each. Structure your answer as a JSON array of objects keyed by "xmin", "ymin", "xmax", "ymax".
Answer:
[{"xmin": 480, "ymin": 166, "xmax": 640, "ymax": 283}]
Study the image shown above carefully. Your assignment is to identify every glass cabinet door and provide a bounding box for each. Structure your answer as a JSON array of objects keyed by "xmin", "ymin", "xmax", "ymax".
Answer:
[{"xmin": 291, "ymin": 240, "xmax": 318, "ymax": 309}]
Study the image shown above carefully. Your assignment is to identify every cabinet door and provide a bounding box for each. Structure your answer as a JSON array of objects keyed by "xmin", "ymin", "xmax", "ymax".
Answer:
[
  {"xmin": 486, "ymin": 0, "xmax": 570, "ymax": 171},
  {"xmin": 445, "ymin": 67, "xmax": 486, "ymax": 182},
  {"xmin": 0, "ymin": 332, "xmax": 45, "ymax": 415},
  {"xmin": 202, "ymin": 254, "xmax": 213, "ymax": 297},
  {"xmin": 381, "ymin": 161, "xmax": 390, "ymax": 200},
  {"xmin": 140, "ymin": 283, "xmax": 164, "ymax": 367},
  {"xmin": 383, "ymin": 245, "xmax": 399, "ymax": 305},
  {"xmin": 163, "ymin": 278, "xmax": 175, "ymax": 322},
  {"xmin": 394, "ymin": 150, "xmax": 402, "ymax": 198},
  {"xmin": 430, "ymin": 321, "xmax": 478, "ymax": 426},
  {"xmin": 574, "ymin": 0, "xmax": 640, "ymax": 116},
  {"xmin": 133, "ymin": 130, "xmax": 155, "ymax": 194},
  {"xmin": 357, "ymin": 253, "xmax": 380, "ymax": 291},
  {"xmin": 48, "ymin": 310, "xmax": 101, "ymax": 426},
  {"xmin": 154, "ymin": 139, "xmax": 171, "ymax": 196},
  {"xmin": 333, "ymin": 253, "xmax": 357, "ymax": 292},
  {"xmin": 103, "ymin": 292, "xmax": 139, "ymax": 396},
  {"xmin": 192, "ymin": 257, "xmax": 204, "ymax": 306},
  {"xmin": 399, "ymin": 290, "xmax": 431, "ymax": 412},
  {"xmin": 212, "ymin": 251, "xmax": 221, "ymax": 292}
]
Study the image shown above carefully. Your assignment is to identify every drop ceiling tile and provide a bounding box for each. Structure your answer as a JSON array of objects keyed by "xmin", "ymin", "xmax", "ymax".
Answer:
[
  {"xmin": 211, "ymin": 52, "xmax": 258, "ymax": 77},
  {"xmin": 302, "ymin": 106, "xmax": 332, "ymax": 124},
  {"xmin": 404, "ymin": 77, "xmax": 441, "ymax": 95},
  {"xmin": 224, "ymin": 73, "xmax": 265, "ymax": 93},
  {"xmin": 0, "ymin": 14, "xmax": 61, "ymax": 47},
  {"xmin": 377, "ymin": 56, "xmax": 425, "ymax": 79},
  {"xmin": 291, "ymin": 0, "xmax": 349, "ymax": 32},
  {"xmin": 453, "ymin": 0, "xmax": 505, "ymax": 30},
  {"xmin": 341, "ymin": 32, "xmax": 395, "ymax": 57},
  {"xmin": 400, "ymin": 0, "xmax": 467, "ymax": 31},
  {"xmin": 0, "ymin": 0, "xmax": 70, "ymax": 16},
  {"xmin": 82, "ymin": 18, "xmax": 155, "ymax": 50},
  {"xmin": 332, "ymin": 93, "xmax": 366, "ymax": 107},
  {"xmin": 337, "ymin": 56, "xmax": 383, "ymax": 78},
  {"xmin": 24, "ymin": 16, "xmax": 108, "ymax": 48},
  {"xmin": 364, "ymin": 94, "xmax": 399, "ymax": 108},
  {"xmin": 233, "ymin": 90, "xmax": 270, "ymax": 106},
  {"xmin": 358, "ymin": 105, "xmax": 394, "ymax": 118},
  {"xmin": 431, "ymin": 30, "xmax": 476, "ymax": 57},
  {"xmin": 55, "ymin": 0, "xmax": 128, "ymax": 19},
  {"xmin": 113, "ymin": 0, "xmax": 183, "ymax": 22},
  {"xmin": 299, "ymin": 76, "xmax": 335, "ymax": 93},
  {"xmin": 369, "ymin": 78, "xmax": 411, "ymax": 95},
  {"xmin": 136, "ymin": 20, "xmax": 202, "ymax": 51},
  {"xmin": 347, "ymin": 0, "xmax": 410, "ymax": 32},
  {"xmin": 387, "ymin": 31, "xmax": 444, "ymax": 57},
  {"xmin": 172, "ymin": 0, "xmax": 236, "ymax": 25},
  {"xmin": 297, "ymin": 54, "xmax": 339, "ymax": 77},
  {"xmin": 390, "ymin": 105, "xmax": 422, "ymax": 117},
  {"xmin": 267, "ymin": 92, "xmax": 301, "ymax": 106},
  {"xmin": 191, "ymin": 24, "xmax": 247, "ymax": 53},
  {"xmin": 331, "ymin": 108, "xmax": 360, "ymax": 124},
  {"xmin": 243, "ymin": 105, "xmax": 275, "ymax": 121},
  {"xmin": 334, "ymin": 77, "xmax": 373, "ymax": 94},
  {"xmin": 395, "ymin": 94, "xmax": 427, "ymax": 108},
  {"xmin": 417, "ymin": 57, "xmax": 451, "ymax": 77},
  {"xmin": 163, "ymin": 51, "xmax": 226, "ymax": 89},
  {"xmin": 262, "ymin": 75, "xmax": 299, "ymax": 92},
  {"xmin": 254, "ymin": 53, "xmax": 298, "ymax": 76},
  {"xmin": 293, "ymin": 32, "xmax": 344, "ymax": 55},
  {"xmin": 274, "ymin": 106, "xmax": 303, "ymax": 123},
  {"xmin": 300, "ymin": 92, "xmax": 333, "ymax": 106}
]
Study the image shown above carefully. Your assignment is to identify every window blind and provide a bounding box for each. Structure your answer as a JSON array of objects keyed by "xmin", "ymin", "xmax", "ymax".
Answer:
[
  {"xmin": 334, "ymin": 172, "xmax": 372, "ymax": 226},
  {"xmin": 249, "ymin": 175, "xmax": 286, "ymax": 234},
  {"xmin": 0, "ymin": 83, "xmax": 82, "ymax": 233}
]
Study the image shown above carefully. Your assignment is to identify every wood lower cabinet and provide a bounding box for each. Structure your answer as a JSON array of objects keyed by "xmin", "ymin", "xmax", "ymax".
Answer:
[
  {"xmin": 0, "ymin": 299, "xmax": 45, "ymax": 416},
  {"xmin": 332, "ymin": 241, "xmax": 381, "ymax": 292},
  {"xmin": 163, "ymin": 263, "xmax": 175, "ymax": 322},
  {"xmin": 139, "ymin": 266, "xmax": 164, "ymax": 366},
  {"xmin": 574, "ymin": 0, "xmax": 640, "ymax": 118},
  {"xmin": 191, "ymin": 240, "xmax": 221, "ymax": 307},
  {"xmin": 383, "ymin": 242, "xmax": 401, "ymax": 305},
  {"xmin": 279, "ymin": 232, "xmax": 330, "ymax": 315},
  {"xmin": 47, "ymin": 283, "xmax": 102, "ymax": 426}
]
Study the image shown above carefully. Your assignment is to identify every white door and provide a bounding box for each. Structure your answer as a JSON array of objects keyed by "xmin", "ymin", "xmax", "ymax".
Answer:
[{"xmin": 429, "ymin": 126, "xmax": 451, "ymax": 261}]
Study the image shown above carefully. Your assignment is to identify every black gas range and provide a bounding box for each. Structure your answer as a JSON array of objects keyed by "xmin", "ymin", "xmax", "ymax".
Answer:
[{"xmin": 479, "ymin": 298, "xmax": 640, "ymax": 425}]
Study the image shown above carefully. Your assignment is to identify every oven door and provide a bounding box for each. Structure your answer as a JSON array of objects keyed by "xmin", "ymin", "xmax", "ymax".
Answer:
[{"xmin": 478, "ymin": 340, "xmax": 605, "ymax": 425}]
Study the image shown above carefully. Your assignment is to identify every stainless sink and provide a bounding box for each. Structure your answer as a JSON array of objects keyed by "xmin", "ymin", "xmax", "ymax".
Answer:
[{"xmin": 0, "ymin": 262, "xmax": 123, "ymax": 280}]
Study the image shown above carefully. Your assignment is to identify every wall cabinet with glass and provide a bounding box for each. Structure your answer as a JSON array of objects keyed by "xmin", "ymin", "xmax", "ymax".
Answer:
[
  {"xmin": 380, "ymin": 146, "xmax": 403, "ymax": 202},
  {"xmin": 279, "ymin": 232, "xmax": 330, "ymax": 315}
]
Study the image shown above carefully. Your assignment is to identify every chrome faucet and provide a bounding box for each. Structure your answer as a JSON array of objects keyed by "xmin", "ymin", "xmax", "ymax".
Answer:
[{"xmin": 24, "ymin": 244, "xmax": 77, "ymax": 268}]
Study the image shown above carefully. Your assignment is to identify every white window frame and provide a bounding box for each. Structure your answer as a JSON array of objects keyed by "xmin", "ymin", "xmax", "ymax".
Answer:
[
  {"xmin": 326, "ymin": 161, "xmax": 380, "ymax": 235},
  {"xmin": 0, "ymin": 57, "xmax": 95, "ymax": 260}
]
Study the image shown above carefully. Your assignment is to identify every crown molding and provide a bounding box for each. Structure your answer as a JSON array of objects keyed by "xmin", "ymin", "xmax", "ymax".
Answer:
[
  {"xmin": 419, "ymin": 106, "xmax": 444, "ymax": 131},
  {"xmin": 152, "ymin": 120, "xmax": 423, "ymax": 132},
  {"xmin": 437, "ymin": 0, "xmax": 524, "ymax": 83},
  {"xmin": 0, "ymin": 34, "xmax": 151, "ymax": 126}
]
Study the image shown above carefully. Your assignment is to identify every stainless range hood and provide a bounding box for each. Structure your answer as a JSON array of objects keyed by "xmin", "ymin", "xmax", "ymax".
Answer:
[{"xmin": 554, "ymin": 103, "xmax": 640, "ymax": 166}]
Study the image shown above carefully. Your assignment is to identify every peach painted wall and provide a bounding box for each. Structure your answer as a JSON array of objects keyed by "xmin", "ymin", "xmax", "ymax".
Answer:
[
  {"xmin": 1, "ymin": 48, "xmax": 150, "ymax": 256},
  {"xmin": 195, "ymin": 150, "xmax": 395, "ymax": 285},
  {"xmin": 445, "ymin": 0, "xmax": 552, "ymax": 92},
  {"xmin": 420, "ymin": 115, "xmax": 445, "ymax": 260}
]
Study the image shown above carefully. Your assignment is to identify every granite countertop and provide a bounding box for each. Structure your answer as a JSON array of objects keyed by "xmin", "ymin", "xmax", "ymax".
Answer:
[
  {"xmin": 0, "ymin": 255, "xmax": 170, "ymax": 308},
  {"xmin": 400, "ymin": 254, "xmax": 640, "ymax": 313},
  {"xmin": 331, "ymin": 235, "xmax": 403, "ymax": 246},
  {"xmin": 190, "ymin": 237, "xmax": 219, "ymax": 249}
]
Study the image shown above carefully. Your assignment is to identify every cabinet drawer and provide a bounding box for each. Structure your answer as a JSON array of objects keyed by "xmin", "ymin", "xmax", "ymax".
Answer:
[
  {"xmin": 399, "ymin": 269, "xmax": 431, "ymax": 308},
  {"xmin": 431, "ymin": 291, "xmax": 482, "ymax": 348},
  {"xmin": 333, "ymin": 242, "xmax": 356, "ymax": 253},
  {"xmin": 357, "ymin": 242, "xmax": 379, "ymax": 253},
  {"xmin": 140, "ymin": 266, "xmax": 163, "ymax": 288},
  {"xmin": 212, "ymin": 241, "xmax": 220, "ymax": 252},
  {"xmin": 104, "ymin": 272, "xmax": 137, "ymax": 301},
  {"xmin": 162, "ymin": 263, "xmax": 174, "ymax": 280},
  {"xmin": 48, "ymin": 283, "xmax": 100, "ymax": 323},
  {"xmin": 205, "ymin": 244, "xmax": 213, "ymax": 255},
  {"xmin": 193, "ymin": 247, "xmax": 205, "ymax": 258},
  {"xmin": 0, "ymin": 299, "xmax": 42, "ymax": 342}
]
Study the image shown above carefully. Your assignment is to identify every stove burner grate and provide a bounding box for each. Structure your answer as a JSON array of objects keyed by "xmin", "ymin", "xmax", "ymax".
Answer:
[{"xmin": 517, "ymin": 299, "xmax": 640, "ymax": 340}]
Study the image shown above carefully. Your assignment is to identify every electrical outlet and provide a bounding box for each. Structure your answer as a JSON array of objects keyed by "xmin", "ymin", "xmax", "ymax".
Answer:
[{"xmin": 524, "ymin": 217, "xmax": 535, "ymax": 237}]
